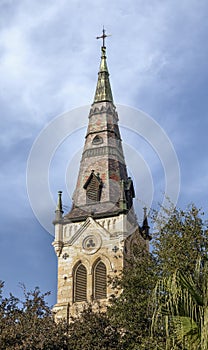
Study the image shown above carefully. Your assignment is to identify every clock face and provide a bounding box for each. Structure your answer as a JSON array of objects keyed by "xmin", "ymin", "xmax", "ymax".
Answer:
[{"xmin": 82, "ymin": 234, "xmax": 101, "ymax": 254}]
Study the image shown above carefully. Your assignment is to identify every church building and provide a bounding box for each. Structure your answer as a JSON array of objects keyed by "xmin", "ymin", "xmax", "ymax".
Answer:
[{"xmin": 52, "ymin": 30, "xmax": 151, "ymax": 321}]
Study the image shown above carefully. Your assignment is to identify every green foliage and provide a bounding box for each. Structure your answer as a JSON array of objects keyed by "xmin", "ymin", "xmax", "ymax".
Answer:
[
  {"xmin": 0, "ymin": 283, "xmax": 68, "ymax": 350},
  {"xmin": 151, "ymin": 204, "xmax": 208, "ymax": 349},
  {"xmin": 152, "ymin": 257, "xmax": 208, "ymax": 350},
  {"xmin": 152, "ymin": 204, "xmax": 208, "ymax": 276},
  {"xmin": 108, "ymin": 242, "xmax": 164, "ymax": 349},
  {"xmin": 68, "ymin": 304, "xmax": 120, "ymax": 350}
]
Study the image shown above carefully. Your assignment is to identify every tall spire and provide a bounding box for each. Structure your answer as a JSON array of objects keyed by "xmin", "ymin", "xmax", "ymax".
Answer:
[
  {"xmin": 93, "ymin": 28, "xmax": 113, "ymax": 104},
  {"xmin": 65, "ymin": 28, "xmax": 136, "ymax": 221}
]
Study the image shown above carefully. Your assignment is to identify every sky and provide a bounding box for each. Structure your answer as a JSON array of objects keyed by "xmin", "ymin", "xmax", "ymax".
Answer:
[{"xmin": 0, "ymin": 0, "xmax": 208, "ymax": 306}]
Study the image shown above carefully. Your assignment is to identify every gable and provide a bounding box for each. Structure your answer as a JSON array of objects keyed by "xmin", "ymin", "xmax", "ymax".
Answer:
[{"xmin": 67, "ymin": 216, "xmax": 110, "ymax": 247}]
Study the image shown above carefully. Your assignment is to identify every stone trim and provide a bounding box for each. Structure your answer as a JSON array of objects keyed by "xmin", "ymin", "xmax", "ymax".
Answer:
[
  {"xmin": 82, "ymin": 145, "xmax": 125, "ymax": 162},
  {"xmin": 66, "ymin": 216, "xmax": 109, "ymax": 246}
]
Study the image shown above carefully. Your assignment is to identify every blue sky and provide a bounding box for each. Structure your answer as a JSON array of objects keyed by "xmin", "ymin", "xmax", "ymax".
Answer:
[{"xmin": 1, "ymin": 0, "xmax": 208, "ymax": 305}]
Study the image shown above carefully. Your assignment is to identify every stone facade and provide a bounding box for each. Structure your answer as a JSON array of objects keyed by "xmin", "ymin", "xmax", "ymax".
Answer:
[{"xmin": 53, "ymin": 212, "xmax": 142, "ymax": 320}]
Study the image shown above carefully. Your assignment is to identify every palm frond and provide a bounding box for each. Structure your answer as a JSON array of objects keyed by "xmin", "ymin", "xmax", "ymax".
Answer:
[
  {"xmin": 173, "ymin": 316, "xmax": 200, "ymax": 349},
  {"xmin": 152, "ymin": 257, "xmax": 208, "ymax": 350}
]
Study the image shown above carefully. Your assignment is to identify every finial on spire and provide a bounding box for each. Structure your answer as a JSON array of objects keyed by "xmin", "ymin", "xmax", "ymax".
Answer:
[{"xmin": 96, "ymin": 27, "xmax": 111, "ymax": 48}]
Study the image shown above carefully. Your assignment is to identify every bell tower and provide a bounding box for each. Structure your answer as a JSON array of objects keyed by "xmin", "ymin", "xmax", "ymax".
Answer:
[{"xmin": 53, "ymin": 29, "xmax": 151, "ymax": 321}]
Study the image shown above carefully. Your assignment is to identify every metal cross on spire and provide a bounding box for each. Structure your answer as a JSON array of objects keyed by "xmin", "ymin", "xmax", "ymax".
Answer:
[{"xmin": 96, "ymin": 27, "xmax": 111, "ymax": 47}]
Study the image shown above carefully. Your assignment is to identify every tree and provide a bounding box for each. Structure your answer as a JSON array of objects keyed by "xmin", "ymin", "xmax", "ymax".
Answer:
[
  {"xmin": 67, "ymin": 304, "xmax": 120, "ymax": 350},
  {"xmin": 152, "ymin": 256, "xmax": 208, "ymax": 350},
  {"xmin": 152, "ymin": 204, "xmax": 208, "ymax": 276},
  {"xmin": 107, "ymin": 241, "xmax": 164, "ymax": 349},
  {"xmin": 0, "ymin": 283, "xmax": 68, "ymax": 350}
]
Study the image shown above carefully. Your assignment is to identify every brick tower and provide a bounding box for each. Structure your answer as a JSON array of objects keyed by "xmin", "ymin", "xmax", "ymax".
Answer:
[{"xmin": 53, "ymin": 30, "xmax": 151, "ymax": 321}]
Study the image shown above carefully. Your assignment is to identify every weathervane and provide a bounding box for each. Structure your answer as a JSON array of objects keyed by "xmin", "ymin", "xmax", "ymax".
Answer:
[{"xmin": 96, "ymin": 27, "xmax": 111, "ymax": 47}]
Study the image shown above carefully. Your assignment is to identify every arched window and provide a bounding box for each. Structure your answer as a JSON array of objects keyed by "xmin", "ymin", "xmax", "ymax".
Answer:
[
  {"xmin": 73, "ymin": 263, "xmax": 87, "ymax": 302},
  {"xmin": 93, "ymin": 260, "xmax": 107, "ymax": 300}
]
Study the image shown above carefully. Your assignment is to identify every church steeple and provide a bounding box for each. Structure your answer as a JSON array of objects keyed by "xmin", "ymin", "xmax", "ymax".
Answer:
[{"xmin": 52, "ymin": 33, "xmax": 149, "ymax": 321}]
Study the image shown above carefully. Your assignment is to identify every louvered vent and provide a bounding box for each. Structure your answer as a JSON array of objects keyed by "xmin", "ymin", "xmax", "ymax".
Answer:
[
  {"xmin": 84, "ymin": 171, "xmax": 102, "ymax": 204},
  {"xmin": 86, "ymin": 176, "xmax": 100, "ymax": 202},
  {"xmin": 94, "ymin": 261, "xmax": 107, "ymax": 300},
  {"xmin": 74, "ymin": 264, "xmax": 87, "ymax": 302}
]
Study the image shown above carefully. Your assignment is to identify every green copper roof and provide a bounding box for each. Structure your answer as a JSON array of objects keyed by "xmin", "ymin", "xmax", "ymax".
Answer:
[{"xmin": 93, "ymin": 46, "xmax": 113, "ymax": 104}]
